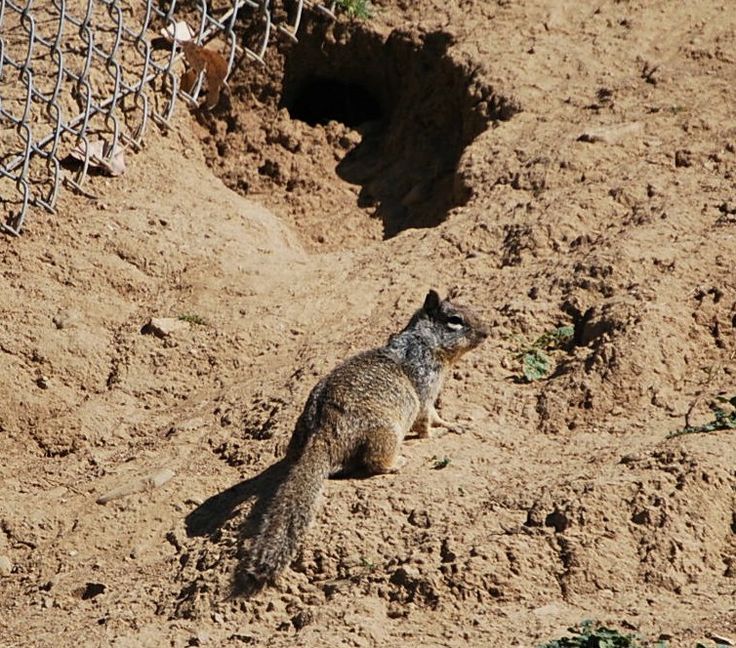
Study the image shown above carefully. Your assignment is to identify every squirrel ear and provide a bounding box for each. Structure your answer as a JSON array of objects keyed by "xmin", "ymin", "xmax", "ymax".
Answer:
[{"xmin": 423, "ymin": 289, "xmax": 441, "ymax": 314}]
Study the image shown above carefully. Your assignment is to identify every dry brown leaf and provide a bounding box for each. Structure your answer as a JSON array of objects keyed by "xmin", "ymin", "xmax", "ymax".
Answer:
[
  {"xmin": 180, "ymin": 68, "xmax": 198, "ymax": 95},
  {"xmin": 181, "ymin": 41, "xmax": 228, "ymax": 109},
  {"xmin": 70, "ymin": 139, "xmax": 126, "ymax": 177}
]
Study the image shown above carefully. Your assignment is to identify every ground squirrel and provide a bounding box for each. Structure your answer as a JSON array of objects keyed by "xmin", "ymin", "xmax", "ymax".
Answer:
[{"xmin": 245, "ymin": 289, "xmax": 488, "ymax": 584}]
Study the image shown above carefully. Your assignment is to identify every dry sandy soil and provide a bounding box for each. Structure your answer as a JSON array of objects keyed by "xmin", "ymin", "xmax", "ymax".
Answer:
[{"xmin": 2, "ymin": 1, "xmax": 736, "ymax": 646}]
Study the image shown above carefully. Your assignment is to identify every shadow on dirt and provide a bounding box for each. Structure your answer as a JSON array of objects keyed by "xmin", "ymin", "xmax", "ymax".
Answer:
[{"xmin": 281, "ymin": 26, "xmax": 519, "ymax": 238}]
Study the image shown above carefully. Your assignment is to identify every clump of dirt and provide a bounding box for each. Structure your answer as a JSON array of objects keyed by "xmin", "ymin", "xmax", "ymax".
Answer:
[
  {"xmin": 198, "ymin": 20, "xmax": 519, "ymax": 248},
  {"xmin": 525, "ymin": 443, "xmax": 736, "ymax": 598}
]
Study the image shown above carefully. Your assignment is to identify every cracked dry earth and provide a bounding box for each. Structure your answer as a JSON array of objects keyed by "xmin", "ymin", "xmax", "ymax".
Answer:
[{"xmin": 1, "ymin": 1, "xmax": 736, "ymax": 647}]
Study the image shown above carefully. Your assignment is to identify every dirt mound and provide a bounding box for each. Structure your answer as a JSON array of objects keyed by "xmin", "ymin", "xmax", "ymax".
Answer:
[
  {"xmin": 197, "ymin": 20, "xmax": 519, "ymax": 248},
  {"xmin": 2, "ymin": 1, "xmax": 736, "ymax": 647}
]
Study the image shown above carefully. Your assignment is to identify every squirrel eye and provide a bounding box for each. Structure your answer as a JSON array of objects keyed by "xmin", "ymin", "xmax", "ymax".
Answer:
[{"xmin": 447, "ymin": 315, "xmax": 464, "ymax": 330}]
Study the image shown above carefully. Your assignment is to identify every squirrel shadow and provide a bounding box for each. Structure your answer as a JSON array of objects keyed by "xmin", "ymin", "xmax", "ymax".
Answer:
[
  {"xmin": 184, "ymin": 459, "xmax": 291, "ymax": 595},
  {"xmin": 336, "ymin": 129, "xmax": 454, "ymax": 240},
  {"xmin": 183, "ymin": 457, "xmax": 384, "ymax": 597},
  {"xmin": 185, "ymin": 460, "xmax": 289, "ymax": 537}
]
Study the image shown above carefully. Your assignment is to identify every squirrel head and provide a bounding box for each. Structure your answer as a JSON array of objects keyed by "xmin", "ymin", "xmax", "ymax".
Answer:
[{"xmin": 411, "ymin": 289, "xmax": 489, "ymax": 361}]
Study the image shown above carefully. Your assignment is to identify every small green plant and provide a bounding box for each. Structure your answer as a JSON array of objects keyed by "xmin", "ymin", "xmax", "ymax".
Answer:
[
  {"xmin": 178, "ymin": 313, "xmax": 207, "ymax": 326},
  {"xmin": 538, "ymin": 621, "xmax": 663, "ymax": 648},
  {"xmin": 513, "ymin": 324, "xmax": 573, "ymax": 382},
  {"xmin": 430, "ymin": 455, "xmax": 450, "ymax": 470},
  {"xmin": 669, "ymin": 395, "xmax": 736, "ymax": 438},
  {"xmin": 335, "ymin": 0, "xmax": 371, "ymax": 18}
]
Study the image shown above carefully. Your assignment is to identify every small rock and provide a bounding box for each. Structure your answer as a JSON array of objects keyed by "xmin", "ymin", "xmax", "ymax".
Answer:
[
  {"xmin": 96, "ymin": 466, "xmax": 175, "ymax": 504},
  {"xmin": 0, "ymin": 555, "xmax": 12, "ymax": 576},
  {"xmin": 36, "ymin": 375, "xmax": 49, "ymax": 390},
  {"xmin": 440, "ymin": 537, "xmax": 457, "ymax": 563},
  {"xmin": 188, "ymin": 631, "xmax": 210, "ymax": 646},
  {"xmin": 578, "ymin": 121, "xmax": 643, "ymax": 144},
  {"xmin": 129, "ymin": 544, "xmax": 144, "ymax": 560},
  {"xmin": 675, "ymin": 149, "xmax": 692, "ymax": 167},
  {"xmin": 53, "ymin": 309, "xmax": 79, "ymax": 329},
  {"xmin": 339, "ymin": 131, "xmax": 360, "ymax": 149},
  {"xmin": 141, "ymin": 317, "xmax": 190, "ymax": 338},
  {"xmin": 149, "ymin": 467, "xmax": 175, "ymax": 488},
  {"xmin": 36, "ymin": 579, "xmax": 56, "ymax": 593},
  {"xmin": 407, "ymin": 508, "xmax": 432, "ymax": 528},
  {"xmin": 291, "ymin": 608, "xmax": 315, "ymax": 630},
  {"xmin": 525, "ymin": 499, "xmax": 549, "ymax": 527},
  {"xmin": 642, "ymin": 61, "xmax": 664, "ymax": 85}
]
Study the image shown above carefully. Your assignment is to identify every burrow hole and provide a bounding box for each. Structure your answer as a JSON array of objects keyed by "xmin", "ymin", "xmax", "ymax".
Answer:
[{"xmin": 279, "ymin": 25, "xmax": 519, "ymax": 239}]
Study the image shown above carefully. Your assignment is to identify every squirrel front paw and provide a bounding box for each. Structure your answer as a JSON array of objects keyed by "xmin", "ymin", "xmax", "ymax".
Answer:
[{"xmin": 429, "ymin": 407, "xmax": 465, "ymax": 435}]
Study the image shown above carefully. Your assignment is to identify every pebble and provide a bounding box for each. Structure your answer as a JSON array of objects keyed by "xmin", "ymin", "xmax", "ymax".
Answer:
[
  {"xmin": 0, "ymin": 555, "xmax": 12, "ymax": 576},
  {"xmin": 675, "ymin": 149, "xmax": 693, "ymax": 167},
  {"xmin": 52, "ymin": 309, "xmax": 79, "ymax": 329},
  {"xmin": 188, "ymin": 631, "xmax": 210, "ymax": 646},
  {"xmin": 142, "ymin": 317, "xmax": 190, "ymax": 338},
  {"xmin": 97, "ymin": 467, "xmax": 176, "ymax": 504},
  {"xmin": 578, "ymin": 121, "xmax": 643, "ymax": 144}
]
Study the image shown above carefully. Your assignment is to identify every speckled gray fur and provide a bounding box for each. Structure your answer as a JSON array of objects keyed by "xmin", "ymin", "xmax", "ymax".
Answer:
[{"xmin": 245, "ymin": 290, "xmax": 488, "ymax": 585}]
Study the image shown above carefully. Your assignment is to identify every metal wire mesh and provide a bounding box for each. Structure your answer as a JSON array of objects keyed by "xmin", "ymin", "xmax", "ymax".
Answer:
[{"xmin": 0, "ymin": 0, "xmax": 337, "ymax": 236}]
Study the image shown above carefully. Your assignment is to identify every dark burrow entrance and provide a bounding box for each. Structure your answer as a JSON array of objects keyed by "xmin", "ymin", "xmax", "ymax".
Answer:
[
  {"xmin": 278, "ymin": 24, "xmax": 519, "ymax": 239},
  {"xmin": 287, "ymin": 77, "xmax": 382, "ymax": 128},
  {"xmin": 201, "ymin": 21, "xmax": 520, "ymax": 246}
]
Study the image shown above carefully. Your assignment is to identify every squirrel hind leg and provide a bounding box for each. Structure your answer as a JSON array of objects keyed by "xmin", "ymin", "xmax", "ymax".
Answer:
[
  {"xmin": 361, "ymin": 426, "xmax": 406, "ymax": 475},
  {"xmin": 411, "ymin": 414, "xmax": 432, "ymax": 439}
]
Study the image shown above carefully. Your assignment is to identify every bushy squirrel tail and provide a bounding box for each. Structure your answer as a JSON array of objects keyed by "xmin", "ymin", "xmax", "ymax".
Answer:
[{"xmin": 244, "ymin": 441, "xmax": 330, "ymax": 584}]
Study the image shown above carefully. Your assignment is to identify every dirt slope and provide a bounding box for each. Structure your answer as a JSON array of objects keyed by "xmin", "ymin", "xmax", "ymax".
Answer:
[{"xmin": 1, "ymin": 1, "xmax": 735, "ymax": 646}]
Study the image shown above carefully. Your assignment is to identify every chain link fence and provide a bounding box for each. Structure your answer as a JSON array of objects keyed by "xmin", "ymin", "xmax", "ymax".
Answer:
[{"xmin": 0, "ymin": 0, "xmax": 339, "ymax": 236}]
